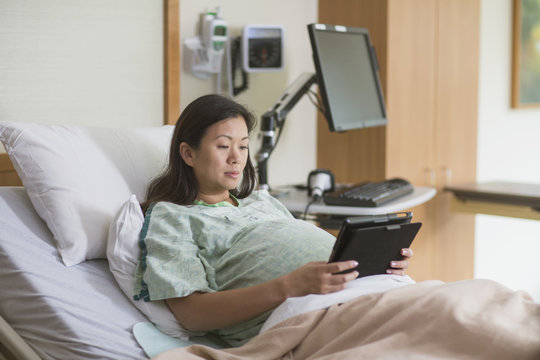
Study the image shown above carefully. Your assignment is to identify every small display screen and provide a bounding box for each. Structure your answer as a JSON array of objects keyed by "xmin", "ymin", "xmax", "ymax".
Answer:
[
  {"xmin": 248, "ymin": 38, "xmax": 282, "ymax": 68},
  {"xmin": 213, "ymin": 26, "xmax": 226, "ymax": 36}
]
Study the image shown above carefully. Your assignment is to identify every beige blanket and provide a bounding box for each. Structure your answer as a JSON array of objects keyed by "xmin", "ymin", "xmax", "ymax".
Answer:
[{"xmin": 153, "ymin": 279, "xmax": 540, "ymax": 359}]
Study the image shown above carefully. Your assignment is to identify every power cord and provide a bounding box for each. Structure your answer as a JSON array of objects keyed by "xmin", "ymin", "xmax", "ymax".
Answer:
[
  {"xmin": 303, "ymin": 197, "xmax": 317, "ymax": 220},
  {"xmin": 307, "ymin": 89, "xmax": 325, "ymax": 115},
  {"xmin": 230, "ymin": 36, "xmax": 248, "ymax": 96}
]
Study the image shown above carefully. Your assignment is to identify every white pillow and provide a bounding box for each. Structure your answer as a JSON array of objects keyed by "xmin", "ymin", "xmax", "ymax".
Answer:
[
  {"xmin": 107, "ymin": 195, "xmax": 190, "ymax": 340},
  {"xmin": 0, "ymin": 121, "xmax": 173, "ymax": 266}
]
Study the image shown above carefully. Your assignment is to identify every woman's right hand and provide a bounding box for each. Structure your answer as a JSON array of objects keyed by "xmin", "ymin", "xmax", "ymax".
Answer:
[{"xmin": 281, "ymin": 260, "xmax": 359, "ymax": 298}]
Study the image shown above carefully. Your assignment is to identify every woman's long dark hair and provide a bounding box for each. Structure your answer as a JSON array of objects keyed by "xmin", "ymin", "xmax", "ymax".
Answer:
[{"xmin": 141, "ymin": 94, "xmax": 257, "ymax": 213}]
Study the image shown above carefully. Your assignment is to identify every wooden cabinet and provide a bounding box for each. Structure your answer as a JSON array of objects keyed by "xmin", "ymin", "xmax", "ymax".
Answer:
[{"xmin": 317, "ymin": 0, "xmax": 480, "ymax": 282}]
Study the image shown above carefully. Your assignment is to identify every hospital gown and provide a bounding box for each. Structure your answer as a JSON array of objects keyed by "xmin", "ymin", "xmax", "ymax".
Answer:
[{"xmin": 133, "ymin": 190, "xmax": 335, "ymax": 346}]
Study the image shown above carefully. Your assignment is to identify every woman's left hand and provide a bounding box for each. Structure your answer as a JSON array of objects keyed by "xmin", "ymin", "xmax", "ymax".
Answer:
[{"xmin": 386, "ymin": 248, "xmax": 414, "ymax": 276}]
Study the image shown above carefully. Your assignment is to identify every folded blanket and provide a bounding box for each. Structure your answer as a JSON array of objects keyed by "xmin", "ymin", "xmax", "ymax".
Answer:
[{"xmin": 153, "ymin": 279, "xmax": 540, "ymax": 360}]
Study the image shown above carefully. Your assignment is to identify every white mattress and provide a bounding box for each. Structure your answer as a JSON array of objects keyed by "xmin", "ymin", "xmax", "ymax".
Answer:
[{"xmin": 0, "ymin": 187, "xmax": 148, "ymax": 359}]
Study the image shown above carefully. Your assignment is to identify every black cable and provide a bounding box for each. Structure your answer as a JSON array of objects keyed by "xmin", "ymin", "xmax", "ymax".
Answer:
[
  {"xmin": 255, "ymin": 119, "xmax": 283, "ymax": 190},
  {"xmin": 303, "ymin": 197, "xmax": 318, "ymax": 220},
  {"xmin": 264, "ymin": 116, "xmax": 286, "ymax": 159},
  {"xmin": 307, "ymin": 89, "xmax": 325, "ymax": 115},
  {"xmin": 230, "ymin": 36, "xmax": 248, "ymax": 96}
]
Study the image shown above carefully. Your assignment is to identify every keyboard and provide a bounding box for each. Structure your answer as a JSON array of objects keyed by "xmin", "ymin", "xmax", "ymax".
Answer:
[{"xmin": 323, "ymin": 178, "xmax": 414, "ymax": 207}]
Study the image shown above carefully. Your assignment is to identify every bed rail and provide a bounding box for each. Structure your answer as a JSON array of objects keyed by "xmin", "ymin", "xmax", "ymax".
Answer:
[{"xmin": 0, "ymin": 314, "xmax": 41, "ymax": 360}]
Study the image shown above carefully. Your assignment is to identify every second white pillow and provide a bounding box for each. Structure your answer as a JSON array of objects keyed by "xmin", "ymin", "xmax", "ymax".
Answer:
[{"xmin": 107, "ymin": 195, "xmax": 190, "ymax": 341}]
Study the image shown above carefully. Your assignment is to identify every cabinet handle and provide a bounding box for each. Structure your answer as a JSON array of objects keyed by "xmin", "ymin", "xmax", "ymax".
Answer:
[
  {"xmin": 441, "ymin": 166, "xmax": 452, "ymax": 186},
  {"xmin": 425, "ymin": 168, "xmax": 436, "ymax": 186}
]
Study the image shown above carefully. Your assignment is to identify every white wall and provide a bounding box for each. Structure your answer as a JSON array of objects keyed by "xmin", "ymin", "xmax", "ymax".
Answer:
[
  {"xmin": 179, "ymin": 0, "xmax": 318, "ymax": 187},
  {"xmin": 476, "ymin": 0, "xmax": 540, "ymax": 301},
  {"xmin": 0, "ymin": 0, "xmax": 163, "ymax": 130}
]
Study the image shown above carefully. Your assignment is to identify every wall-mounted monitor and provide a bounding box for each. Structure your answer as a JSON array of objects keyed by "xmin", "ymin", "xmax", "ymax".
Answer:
[{"xmin": 308, "ymin": 23, "xmax": 387, "ymax": 132}]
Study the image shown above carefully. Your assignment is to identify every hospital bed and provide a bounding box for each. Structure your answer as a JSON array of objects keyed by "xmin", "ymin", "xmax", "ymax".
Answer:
[{"xmin": 1, "ymin": 121, "xmax": 539, "ymax": 360}]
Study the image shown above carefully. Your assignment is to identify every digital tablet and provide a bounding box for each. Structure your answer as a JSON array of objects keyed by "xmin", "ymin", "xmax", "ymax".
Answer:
[{"xmin": 328, "ymin": 213, "xmax": 421, "ymax": 278}]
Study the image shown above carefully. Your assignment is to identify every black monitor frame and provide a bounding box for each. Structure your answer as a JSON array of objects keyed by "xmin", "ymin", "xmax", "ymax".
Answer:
[{"xmin": 307, "ymin": 23, "xmax": 387, "ymax": 132}]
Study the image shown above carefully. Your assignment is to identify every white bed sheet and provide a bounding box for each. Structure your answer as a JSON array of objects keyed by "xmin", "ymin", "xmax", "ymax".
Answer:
[{"xmin": 0, "ymin": 187, "xmax": 148, "ymax": 359}]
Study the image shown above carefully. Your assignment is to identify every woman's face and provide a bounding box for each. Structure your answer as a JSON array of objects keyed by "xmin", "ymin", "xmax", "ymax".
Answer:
[{"xmin": 182, "ymin": 116, "xmax": 249, "ymax": 201}]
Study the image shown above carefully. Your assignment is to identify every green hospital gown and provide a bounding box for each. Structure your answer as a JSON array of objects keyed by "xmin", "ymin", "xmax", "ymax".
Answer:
[{"xmin": 133, "ymin": 190, "xmax": 335, "ymax": 346}]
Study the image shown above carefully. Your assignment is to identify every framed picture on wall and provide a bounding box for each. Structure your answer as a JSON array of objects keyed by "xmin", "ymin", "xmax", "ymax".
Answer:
[{"xmin": 512, "ymin": 0, "xmax": 540, "ymax": 108}]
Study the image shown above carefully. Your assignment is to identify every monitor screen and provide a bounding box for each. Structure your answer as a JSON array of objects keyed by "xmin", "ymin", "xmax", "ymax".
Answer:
[{"xmin": 307, "ymin": 23, "xmax": 387, "ymax": 132}]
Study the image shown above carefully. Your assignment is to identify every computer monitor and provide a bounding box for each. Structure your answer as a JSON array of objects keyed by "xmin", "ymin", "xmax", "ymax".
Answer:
[{"xmin": 307, "ymin": 23, "xmax": 387, "ymax": 132}]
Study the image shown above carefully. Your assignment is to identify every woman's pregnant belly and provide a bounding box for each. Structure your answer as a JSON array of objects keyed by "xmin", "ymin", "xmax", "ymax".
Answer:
[{"xmin": 213, "ymin": 219, "xmax": 336, "ymax": 291}]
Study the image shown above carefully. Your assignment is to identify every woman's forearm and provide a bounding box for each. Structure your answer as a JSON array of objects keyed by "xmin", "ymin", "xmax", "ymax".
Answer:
[{"xmin": 165, "ymin": 277, "xmax": 287, "ymax": 332}]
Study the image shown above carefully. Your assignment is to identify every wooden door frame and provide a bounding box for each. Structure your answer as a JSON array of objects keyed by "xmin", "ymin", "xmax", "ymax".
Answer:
[{"xmin": 164, "ymin": 0, "xmax": 180, "ymax": 125}]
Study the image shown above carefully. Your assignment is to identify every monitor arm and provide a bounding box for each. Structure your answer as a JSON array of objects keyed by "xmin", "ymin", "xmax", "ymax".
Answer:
[{"xmin": 256, "ymin": 72, "xmax": 317, "ymax": 190}]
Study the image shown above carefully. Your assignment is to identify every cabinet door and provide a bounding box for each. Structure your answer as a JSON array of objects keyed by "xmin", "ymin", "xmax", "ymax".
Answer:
[
  {"xmin": 432, "ymin": 0, "xmax": 479, "ymax": 281},
  {"xmin": 386, "ymin": 0, "xmax": 436, "ymax": 185},
  {"xmin": 435, "ymin": 0, "xmax": 479, "ymax": 190},
  {"xmin": 385, "ymin": 0, "xmax": 438, "ymax": 281}
]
